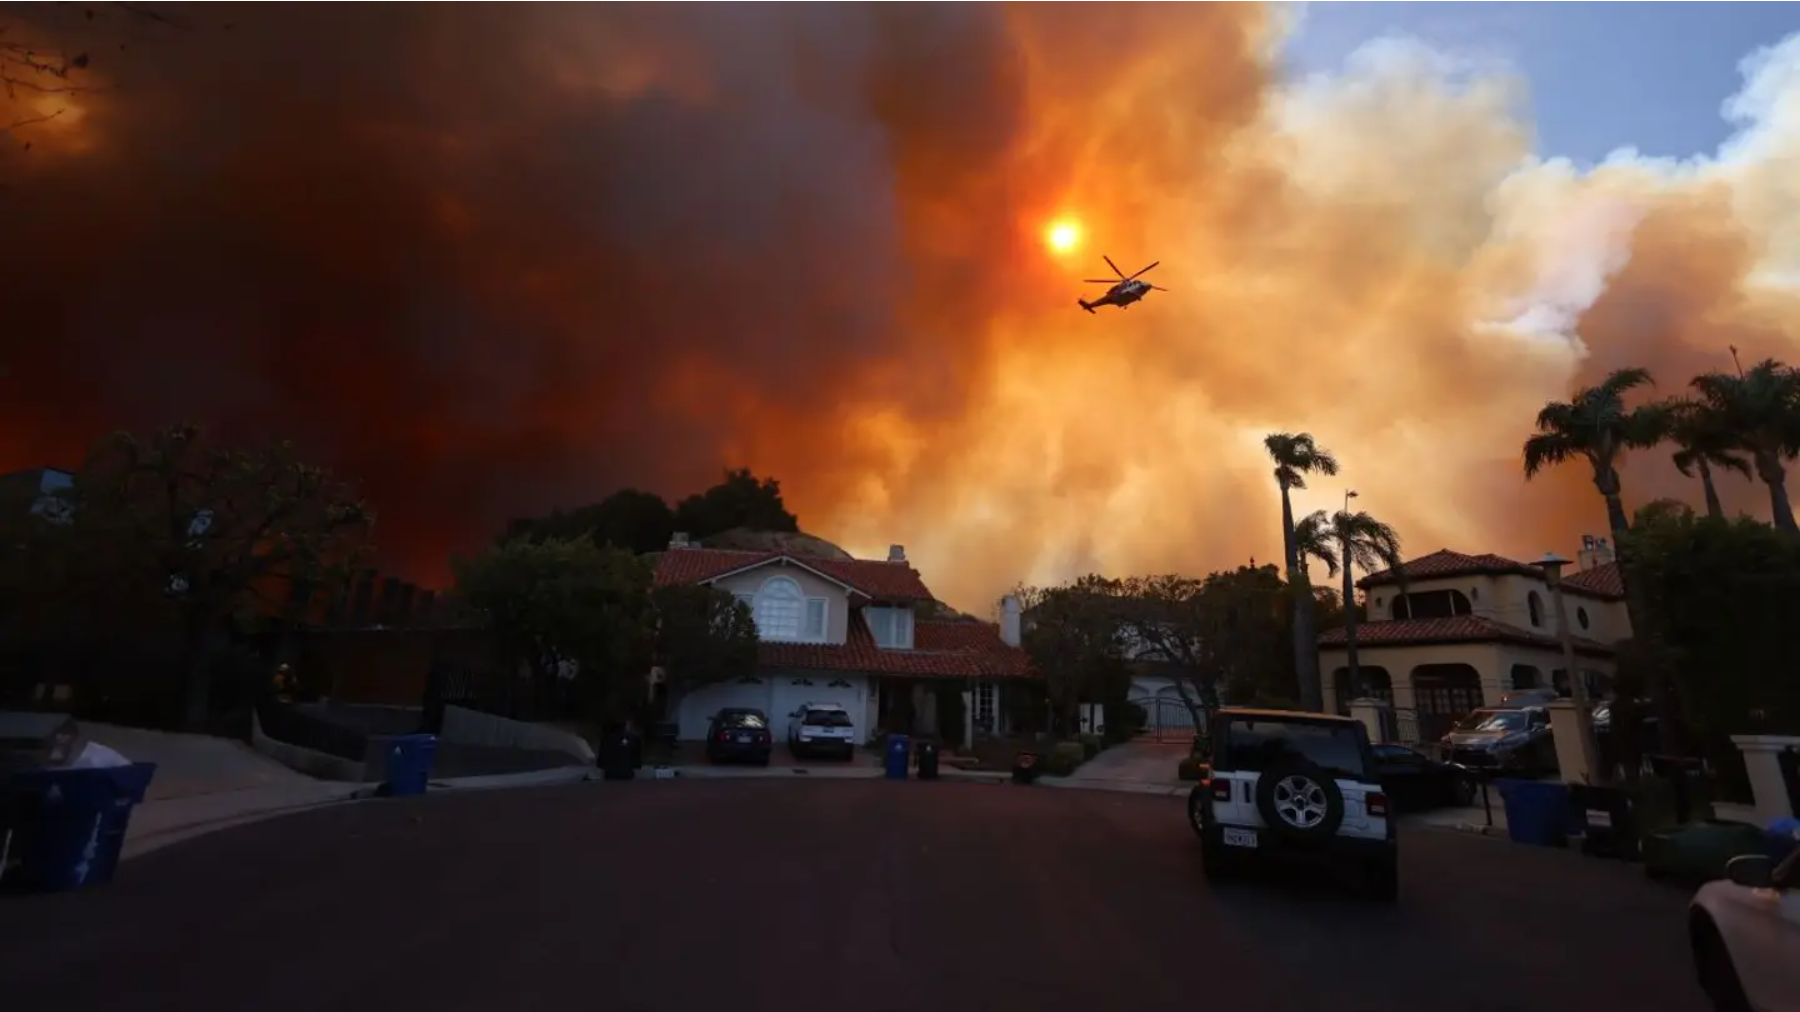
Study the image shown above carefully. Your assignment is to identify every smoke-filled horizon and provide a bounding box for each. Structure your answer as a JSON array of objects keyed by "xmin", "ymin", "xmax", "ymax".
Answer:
[{"xmin": 4, "ymin": 4, "xmax": 1798, "ymax": 612}]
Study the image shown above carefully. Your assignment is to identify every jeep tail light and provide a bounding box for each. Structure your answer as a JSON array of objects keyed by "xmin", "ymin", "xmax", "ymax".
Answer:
[
  {"xmin": 1366, "ymin": 792, "xmax": 1390, "ymax": 818},
  {"xmin": 715, "ymin": 731, "xmax": 731, "ymax": 742},
  {"xmin": 1211, "ymin": 778, "xmax": 1231, "ymax": 802}
]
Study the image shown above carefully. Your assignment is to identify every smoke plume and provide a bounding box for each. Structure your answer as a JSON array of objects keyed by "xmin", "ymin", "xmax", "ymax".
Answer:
[{"xmin": 3, "ymin": 4, "xmax": 1798, "ymax": 611}]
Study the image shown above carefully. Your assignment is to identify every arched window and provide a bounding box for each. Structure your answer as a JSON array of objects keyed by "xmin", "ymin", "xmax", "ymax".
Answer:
[
  {"xmin": 1527, "ymin": 591, "xmax": 1543, "ymax": 628},
  {"xmin": 754, "ymin": 577, "xmax": 805, "ymax": 641}
]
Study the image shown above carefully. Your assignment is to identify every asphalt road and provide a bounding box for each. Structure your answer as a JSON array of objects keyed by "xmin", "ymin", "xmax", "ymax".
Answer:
[{"xmin": 0, "ymin": 779, "xmax": 1706, "ymax": 1012}]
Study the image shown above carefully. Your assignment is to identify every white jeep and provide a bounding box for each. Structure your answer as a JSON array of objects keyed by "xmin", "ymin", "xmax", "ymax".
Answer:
[{"xmin": 1187, "ymin": 707, "xmax": 1398, "ymax": 901}]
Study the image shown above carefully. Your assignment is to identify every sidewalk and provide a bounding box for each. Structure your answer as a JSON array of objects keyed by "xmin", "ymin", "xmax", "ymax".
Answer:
[{"xmin": 124, "ymin": 781, "xmax": 370, "ymax": 860}]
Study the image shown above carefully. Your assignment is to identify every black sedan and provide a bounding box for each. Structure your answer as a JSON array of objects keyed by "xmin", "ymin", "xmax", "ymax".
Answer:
[
  {"xmin": 1372, "ymin": 743, "xmax": 1475, "ymax": 813},
  {"xmin": 704, "ymin": 709, "xmax": 773, "ymax": 766}
]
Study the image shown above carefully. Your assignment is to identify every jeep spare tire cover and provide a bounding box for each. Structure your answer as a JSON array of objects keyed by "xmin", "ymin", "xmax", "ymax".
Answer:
[{"xmin": 1254, "ymin": 760, "xmax": 1346, "ymax": 844}]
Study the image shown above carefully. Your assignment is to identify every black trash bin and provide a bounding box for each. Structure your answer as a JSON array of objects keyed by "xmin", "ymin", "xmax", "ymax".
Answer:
[
  {"xmin": 915, "ymin": 741, "xmax": 940, "ymax": 781},
  {"xmin": 1569, "ymin": 782, "xmax": 1639, "ymax": 861},
  {"xmin": 1012, "ymin": 751, "xmax": 1040, "ymax": 785},
  {"xmin": 1648, "ymin": 754, "xmax": 1708, "ymax": 824},
  {"xmin": 0, "ymin": 763, "xmax": 159, "ymax": 894},
  {"xmin": 597, "ymin": 727, "xmax": 641, "ymax": 782}
]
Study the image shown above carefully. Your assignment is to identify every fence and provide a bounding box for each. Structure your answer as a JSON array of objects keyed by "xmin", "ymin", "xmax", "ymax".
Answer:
[
  {"xmin": 254, "ymin": 698, "xmax": 371, "ymax": 762},
  {"xmin": 428, "ymin": 664, "xmax": 579, "ymax": 727},
  {"xmin": 1139, "ymin": 696, "xmax": 1202, "ymax": 743}
]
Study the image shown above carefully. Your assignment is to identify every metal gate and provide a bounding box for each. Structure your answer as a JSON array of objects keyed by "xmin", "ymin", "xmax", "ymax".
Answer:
[{"xmin": 1139, "ymin": 696, "xmax": 1201, "ymax": 743}]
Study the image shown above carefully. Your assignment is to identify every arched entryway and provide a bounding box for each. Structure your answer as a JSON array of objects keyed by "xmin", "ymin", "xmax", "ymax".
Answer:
[
  {"xmin": 1332, "ymin": 666, "xmax": 1393, "ymax": 715},
  {"xmin": 1411, "ymin": 663, "xmax": 1483, "ymax": 742},
  {"xmin": 1510, "ymin": 664, "xmax": 1544, "ymax": 691}
]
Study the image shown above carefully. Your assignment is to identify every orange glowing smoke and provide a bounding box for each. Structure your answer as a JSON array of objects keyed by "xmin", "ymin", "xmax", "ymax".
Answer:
[{"xmin": 2, "ymin": 5, "xmax": 1797, "ymax": 611}]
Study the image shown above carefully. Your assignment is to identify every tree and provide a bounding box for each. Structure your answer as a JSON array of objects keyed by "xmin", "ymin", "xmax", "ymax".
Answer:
[
  {"xmin": 1621, "ymin": 507, "xmax": 1800, "ymax": 773},
  {"xmin": 1689, "ymin": 359, "xmax": 1800, "ymax": 533},
  {"xmin": 503, "ymin": 488, "xmax": 674, "ymax": 554},
  {"xmin": 648, "ymin": 583, "xmax": 759, "ymax": 705},
  {"xmin": 1668, "ymin": 398, "xmax": 1752, "ymax": 521},
  {"xmin": 1263, "ymin": 432, "xmax": 1339, "ymax": 712},
  {"xmin": 1295, "ymin": 507, "xmax": 1405, "ymax": 702},
  {"xmin": 1116, "ymin": 574, "xmax": 1214, "ymax": 720},
  {"xmin": 1522, "ymin": 367, "xmax": 1673, "ymax": 606},
  {"xmin": 452, "ymin": 538, "xmax": 653, "ymax": 723},
  {"xmin": 65, "ymin": 424, "xmax": 372, "ymax": 729},
  {"xmin": 1016, "ymin": 575, "xmax": 1130, "ymax": 735},
  {"xmin": 673, "ymin": 468, "xmax": 799, "ymax": 539}
]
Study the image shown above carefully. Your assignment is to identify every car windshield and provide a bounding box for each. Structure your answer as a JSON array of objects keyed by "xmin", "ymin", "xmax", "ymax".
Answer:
[
  {"xmin": 1222, "ymin": 718, "xmax": 1369, "ymax": 778},
  {"xmin": 718, "ymin": 713, "xmax": 766, "ymax": 729},
  {"xmin": 1455, "ymin": 710, "xmax": 1527, "ymax": 733},
  {"xmin": 803, "ymin": 710, "xmax": 853, "ymax": 728}
]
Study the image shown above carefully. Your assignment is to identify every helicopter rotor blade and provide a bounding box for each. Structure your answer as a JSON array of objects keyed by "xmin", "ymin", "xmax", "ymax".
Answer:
[
  {"xmin": 1102, "ymin": 254, "xmax": 1126, "ymax": 279},
  {"xmin": 1127, "ymin": 261, "xmax": 1160, "ymax": 280},
  {"xmin": 1083, "ymin": 279, "xmax": 1119, "ymax": 284},
  {"xmin": 1149, "ymin": 285, "xmax": 1170, "ymax": 291}
]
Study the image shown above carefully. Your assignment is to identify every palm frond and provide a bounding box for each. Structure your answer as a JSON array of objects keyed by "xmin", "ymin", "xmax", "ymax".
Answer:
[
  {"xmin": 1598, "ymin": 366, "xmax": 1655, "ymax": 398},
  {"xmin": 1292, "ymin": 510, "xmax": 1340, "ymax": 577},
  {"xmin": 1522, "ymin": 432, "xmax": 1579, "ymax": 479}
]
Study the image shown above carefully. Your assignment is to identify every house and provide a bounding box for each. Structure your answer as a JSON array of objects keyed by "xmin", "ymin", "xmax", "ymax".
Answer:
[
  {"xmin": 652, "ymin": 537, "xmax": 1035, "ymax": 744},
  {"xmin": 1317, "ymin": 537, "xmax": 1628, "ymax": 741}
]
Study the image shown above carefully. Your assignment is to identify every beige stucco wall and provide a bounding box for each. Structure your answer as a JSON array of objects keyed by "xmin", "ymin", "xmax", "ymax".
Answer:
[
  {"xmin": 712, "ymin": 563, "xmax": 852, "ymax": 644},
  {"xmin": 1362, "ymin": 572, "xmax": 1632, "ymax": 643},
  {"xmin": 1322, "ymin": 640, "xmax": 1618, "ymax": 712}
]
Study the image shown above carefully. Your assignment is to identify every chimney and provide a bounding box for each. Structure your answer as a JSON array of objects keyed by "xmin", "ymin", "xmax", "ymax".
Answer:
[
  {"xmin": 999, "ymin": 594, "xmax": 1022, "ymax": 648},
  {"xmin": 887, "ymin": 544, "xmax": 906, "ymax": 564},
  {"xmin": 1577, "ymin": 534, "xmax": 1615, "ymax": 571},
  {"xmin": 670, "ymin": 532, "xmax": 690, "ymax": 549}
]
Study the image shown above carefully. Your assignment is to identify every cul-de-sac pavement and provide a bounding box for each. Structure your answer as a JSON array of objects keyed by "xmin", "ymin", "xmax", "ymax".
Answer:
[{"xmin": 0, "ymin": 777, "xmax": 1705, "ymax": 1012}]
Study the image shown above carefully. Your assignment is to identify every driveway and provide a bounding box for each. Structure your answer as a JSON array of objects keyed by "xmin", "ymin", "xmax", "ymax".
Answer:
[
  {"xmin": 82, "ymin": 722, "xmax": 316, "ymax": 801},
  {"xmin": 1061, "ymin": 740, "xmax": 1190, "ymax": 786},
  {"xmin": 0, "ymin": 780, "xmax": 1704, "ymax": 1012}
]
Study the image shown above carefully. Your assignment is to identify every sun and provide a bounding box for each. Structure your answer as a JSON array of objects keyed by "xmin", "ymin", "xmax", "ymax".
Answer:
[{"xmin": 1045, "ymin": 219, "xmax": 1081, "ymax": 254}]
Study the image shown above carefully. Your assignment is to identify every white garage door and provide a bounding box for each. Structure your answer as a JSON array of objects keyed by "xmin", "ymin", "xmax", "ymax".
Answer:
[
  {"xmin": 676, "ymin": 677, "xmax": 773, "ymax": 740},
  {"xmin": 770, "ymin": 675, "xmax": 868, "ymax": 744}
]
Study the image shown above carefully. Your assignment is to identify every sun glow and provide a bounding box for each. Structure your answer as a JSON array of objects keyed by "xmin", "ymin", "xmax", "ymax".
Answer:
[{"xmin": 1044, "ymin": 219, "xmax": 1081, "ymax": 254}]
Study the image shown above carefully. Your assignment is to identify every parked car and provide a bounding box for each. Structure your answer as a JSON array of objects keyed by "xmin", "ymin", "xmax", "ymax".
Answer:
[
  {"xmin": 1441, "ymin": 706, "xmax": 1557, "ymax": 777},
  {"xmin": 1688, "ymin": 851, "xmax": 1800, "ymax": 1012},
  {"xmin": 1185, "ymin": 707, "xmax": 1397, "ymax": 901},
  {"xmin": 1371, "ymin": 743, "xmax": 1475, "ymax": 812},
  {"xmin": 705, "ymin": 709, "xmax": 772, "ymax": 766},
  {"xmin": 786, "ymin": 703, "xmax": 857, "ymax": 760}
]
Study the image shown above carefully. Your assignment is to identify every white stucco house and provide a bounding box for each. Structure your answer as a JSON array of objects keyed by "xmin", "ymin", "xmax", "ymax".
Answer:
[{"xmin": 652, "ymin": 538, "xmax": 1036, "ymax": 744}]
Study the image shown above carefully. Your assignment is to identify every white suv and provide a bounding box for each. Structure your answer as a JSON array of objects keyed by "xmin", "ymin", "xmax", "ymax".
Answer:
[
  {"xmin": 1187, "ymin": 707, "xmax": 1398, "ymax": 901},
  {"xmin": 786, "ymin": 703, "xmax": 857, "ymax": 760}
]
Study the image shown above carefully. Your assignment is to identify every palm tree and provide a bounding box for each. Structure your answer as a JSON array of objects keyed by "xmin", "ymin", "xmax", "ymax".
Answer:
[
  {"xmin": 1668, "ymin": 398, "xmax": 1751, "ymax": 520},
  {"xmin": 1689, "ymin": 359, "xmax": 1800, "ymax": 533},
  {"xmin": 1295, "ymin": 507, "xmax": 1405, "ymax": 704},
  {"xmin": 1264, "ymin": 432, "xmax": 1339, "ymax": 712},
  {"xmin": 1522, "ymin": 367, "xmax": 1674, "ymax": 568}
]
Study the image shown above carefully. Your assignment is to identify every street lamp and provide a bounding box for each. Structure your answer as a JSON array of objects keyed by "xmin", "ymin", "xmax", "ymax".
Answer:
[{"xmin": 1536, "ymin": 551, "xmax": 1603, "ymax": 783}]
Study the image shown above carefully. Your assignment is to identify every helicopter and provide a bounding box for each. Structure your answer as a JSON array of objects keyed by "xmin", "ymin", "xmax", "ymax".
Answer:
[{"xmin": 1078, "ymin": 255, "xmax": 1166, "ymax": 313}]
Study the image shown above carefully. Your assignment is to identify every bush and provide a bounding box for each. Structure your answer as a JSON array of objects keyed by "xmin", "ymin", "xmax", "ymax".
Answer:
[
  {"xmin": 1076, "ymin": 733, "xmax": 1104, "ymax": 759},
  {"xmin": 1177, "ymin": 754, "xmax": 1209, "ymax": 781},
  {"xmin": 1041, "ymin": 740, "xmax": 1089, "ymax": 776}
]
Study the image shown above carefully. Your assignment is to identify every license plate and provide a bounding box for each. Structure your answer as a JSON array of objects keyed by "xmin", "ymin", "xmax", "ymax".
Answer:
[
  {"xmin": 736, "ymin": 734, "xmax": 751, "ymax": 743},
  {"xmin": 1222, "ymin": 828, "xmax": 1257, "ymax": 848},
  {"xmin": 1586, "ymin": 810, "xmax": 1612, "ymax": 828}
]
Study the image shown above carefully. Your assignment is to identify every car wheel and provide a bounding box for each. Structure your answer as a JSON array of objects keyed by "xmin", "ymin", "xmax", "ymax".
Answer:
[
  {"xmin": 1187, "ymin": 787, "xmax": 1209, "ymax": 840},
  {"xmin": 1694, "ymin": 917, "xmax": 1754, "ymax": 1012},
  {"xmin": 1452, "ymin": 776, "xmax": 1476, "ymax": 808},
  {"xmin": 1254, "ymin": 760, "xmax": 1346, "ymax": 845}
]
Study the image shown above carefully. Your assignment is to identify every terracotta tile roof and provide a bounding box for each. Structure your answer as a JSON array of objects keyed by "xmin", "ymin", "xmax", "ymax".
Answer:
[
  {"xmin": 652, "ymin": 547, "xmax": 934, "ymax": 602},
  {"xmin": 654, "ymin": 546, "xmax": 1033, "ymax": 679},
  {"xmin": 1562, "ymin": 561, "xmax": 1625, "ymax": 600},
  {"xmin": 1357, "ymin": 549, "xmax": 1539, "ymax": 589},
  {"xmin": 1317, "ymin": 615, "xmax": 1614, "ymax": 658},
  {"xmin": 760, "ymin": 619, "xmax": 1034, "ymax": 680},
  {"xmin": 1357, "ymin": 548, "xmax": 1623, "ymax": 602}
]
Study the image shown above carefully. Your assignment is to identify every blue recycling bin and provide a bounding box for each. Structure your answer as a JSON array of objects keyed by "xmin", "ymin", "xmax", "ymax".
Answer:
[
  {"xmin": 0, "ymin": 762, "xmax": 158, "ymax": 894},
  {"xmin": 885, "ymin": 735, "xmax": 911, "ymax": 780},
  {"xmin": 1495, "ymin": 777, "xmax": 1571, "ymax": 848},
  {"xmin": 384, "ymin": 734, "xmax": 438, "ymax": 797}
]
